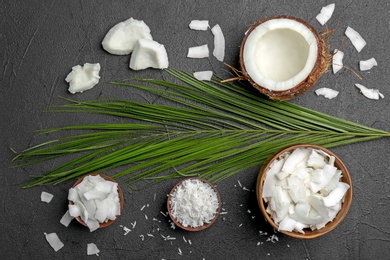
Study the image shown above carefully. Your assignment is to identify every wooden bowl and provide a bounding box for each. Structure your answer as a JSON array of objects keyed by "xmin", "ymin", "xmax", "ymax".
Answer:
[
  {"xmin": 70, "ymin": 174, "xmax": 124, "ymax": 229},
  {"xmin": 167, "ymin": 177, "xmax": 222, "ymax": 231},
  {"xmin": 256, "ymin": 144, "xmax": 352, "ymax": 239}
]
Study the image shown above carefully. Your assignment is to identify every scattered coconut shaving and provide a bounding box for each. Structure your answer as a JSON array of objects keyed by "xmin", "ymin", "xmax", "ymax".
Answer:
[
  {"xmin": 87, "ymin": 243, "xmax": 100, "ymax": 256},
  {"xmin": 355, "ymin": 83, "xmax": 384, "ymax": 100},
  {"xmin": 315, "ymin": 87, "xmax": 339, "ymax": 99},
  {"xmin": 189, "ymin": 20, "xmax": 209, "ymax": 31},
  {"xmin": 187, "ymin": 44, "xmax": 209, "ymax": 58},
  {"xmin": 41, "ymin": 191, "xmax": 54, "ymax": 203},
  {"xmin": 44, "ymin": 232, "xmax": 64, "ymax": 252},
  {"xmin": 316, "ymin": 3, "xmax": 335, "ymax": 26},
  {"xmin": 360, "ymin": 58, "xmax": 378, "ymax": 71},
  {"xmin": 211, "ymin": 24, "xmax": 225, "ymax": 62},
  {"xmin": 332, "ymin": 49, "xmax": 344, "ymax": 74},
  {"xmin": 60, "ymin": 210, "xmax": 73, "ymax": 227},
  {"xmin": 65, "ymin": 63, "xmax": 101, "ymax": 94},
  {"xmin": 345, "ymin": 26, "xmax": 366, "ymax": 52},
  {"xmin": 193, "ymin": 71, "xmax": 213, "ymax": 81}
]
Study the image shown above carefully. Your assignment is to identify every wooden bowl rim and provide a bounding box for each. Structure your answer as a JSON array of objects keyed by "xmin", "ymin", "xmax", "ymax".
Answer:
[
  {"xmin": 69, "ymin": 173, "xmax": 124, "ymax": 229},
  {"xmin": 167, "ymin": 177, "xmax": 222, "ymax": 232},
  {"xmin": 256, "ymin": 144, "xmax": 352, "ymax": 239}
]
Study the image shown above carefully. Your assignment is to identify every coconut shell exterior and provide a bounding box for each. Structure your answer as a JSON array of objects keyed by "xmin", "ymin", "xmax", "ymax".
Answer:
[{"xmin": 239, "ymin": 16, "xmax": 330, "ymax": 101}]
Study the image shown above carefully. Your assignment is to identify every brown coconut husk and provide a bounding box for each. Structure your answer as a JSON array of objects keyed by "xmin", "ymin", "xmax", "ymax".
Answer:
[{"xmin": 238, "ymin": 15, "xmax": 332, "ymax": 101}]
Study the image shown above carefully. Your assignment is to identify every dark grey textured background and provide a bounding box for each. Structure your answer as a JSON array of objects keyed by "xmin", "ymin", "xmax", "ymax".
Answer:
[{"xmin": 1, "ymin": 0, "xmax": 389, "ymax": 259}]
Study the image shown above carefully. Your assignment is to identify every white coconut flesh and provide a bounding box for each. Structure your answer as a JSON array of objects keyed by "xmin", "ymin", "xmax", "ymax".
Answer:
[{"xmin": 243, "ymin": 19, "xmax": 318, "ymax": 91}]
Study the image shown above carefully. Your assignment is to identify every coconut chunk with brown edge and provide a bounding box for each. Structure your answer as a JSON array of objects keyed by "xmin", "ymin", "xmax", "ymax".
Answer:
[
  {"xmin": 129, "ymin": 39, "xmax": 169, "ymax": 70},
  {"xmin": 239, "ymin": 16, "xmax": 330, "ymax": 101}
]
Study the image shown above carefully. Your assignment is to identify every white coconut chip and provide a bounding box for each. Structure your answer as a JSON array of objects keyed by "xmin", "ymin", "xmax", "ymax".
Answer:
[
  {"xmin": 193, "ymin": 71, "xmax": 213, "ymax": 81},
  {"xmin": 345, "ymin": 26, "xmax": 367, "ymax": 52},
  {"xmin": 44, "ymin": 232, "xmax": 64, "ymax": 252},
  {"xmin": 211, "ymin": 24, "xmax": 225, "ymax": 62},
  {"xmin": 129, "ymin": 39, "xmax": 169, "ymax": 70},
  {"xmin": 87, "ymin": 243, "xmax": 100, "ymax": 256},
  {"xmin": 60, "ymin": 210, "xmax": 74, "ymax": 227},
  {"xmin": 187, "ymin": 44, "xmax": 209, "ymax": 58},
  {"xmin": 359, "ymin": 58, "xmax": 378, "ymax": 71},
  {"xmin": 41, "ymin": 191, "xmax": 54, "ymax": 203},
  {"xmin": 332, "ymin": 49, "xmax": 344, "ymax": 74},
  {"xmin": 315, "ymin": 88, "xmax": 339, "ymax": 99},
  {"xmin": 189, "ymin": 20, "xmax": 209, "ymax": 31},
  {"xmin": 101, "ymin": 17, "xmax": 153, "ymax": 55},
  {"xmin": 355, "ymin": 83, "xmax": 384, "ymax": 100},
  {"xmin": 65, "ymin": 63, "xmax": 101, "ymax": 94},
  {"xmin": 316, "ymin": 3, "xmax": 335, "ymax": 26}
]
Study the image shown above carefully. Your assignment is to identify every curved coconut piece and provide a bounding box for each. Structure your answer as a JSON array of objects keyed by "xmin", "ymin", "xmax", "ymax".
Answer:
[{"xmin": 239, "ymin": 16, "xmax": 330, "ymax": 101}]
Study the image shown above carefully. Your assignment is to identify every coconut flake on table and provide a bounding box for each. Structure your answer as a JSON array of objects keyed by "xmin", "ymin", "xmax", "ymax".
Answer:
[
  {"xmin": 41, "ymin": 191, "xmax": 54, "ymax": 203},
  {"xmin": 262, "ymin": 147, "xmax": 350, "ymax": 233},
  {"xmin": 68, "ymin": 175, "xmax": 121, "ymax": 232},
  {"xmin": 65, "ymin": 63, "xmax": 101, "ymax": 94},
  {"xmin": 189, "ymin": 20, "xmax": 209, "ymax": 31},
  {"xmin": 129, "ymin": 39, "xmax": 169, "ymax": 70},
  {"xmin": 211, "ymin": 24, "xmax": 225, "ymax": 62},
  {"xmin": 193, "ymin": 71, "xmax": 213, "ymax": 81},
  {"xmin": 315, "ymin": 87, "xmax": 339, "ymax": 99},
  {"xmin": 60, "ymin": 210, "xmax": 74, "ymax": 227},
  {"xmin": 187, "ymin": 44, "xmax": 209, "ymax": 58},
  {"xmin": 101, "ymin": 17, "xmax": 153, "ymax": 55},
  {"xmin": 316, "ymin": 3, "xmax": 335, "ymax": 26},
  {"xmin": 345, "ymin": 26, "xmax": 367, "ymax": 52},
  {"xmin": 44, "ymin": 232, "xmax": 64, "ymax": 252},
  {"xmin": 355, "ymin": 83, "xmax": 384, "ymax": 100},
  {"xmin": 87, "ymin": 243, "xmax": 100, "ymax": 256},
  {"xmin": 170, "ymin": 179, "xmax": 219, "ymax": 228},
  {"xmin": 332, "ymin": 49, "xmax": 344, "ymax": 74},
  {"xmin": 359, "ymin": 58, "xmax": 378, "ymax": 71}
]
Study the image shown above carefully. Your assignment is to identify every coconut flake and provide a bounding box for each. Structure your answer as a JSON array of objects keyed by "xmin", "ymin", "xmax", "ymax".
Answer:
[
  {"xmin": 316, "ymin": 3, "xmax": 335, "ymax": 25},
  {"xmin": 129, "ymin": 39, "xmax": 169, "ymax": 70},
  {"xmin": 102, "ymin": 17, "xmax": 153, "ymax": 55},
  {"xmin": 44, "ymin": 232, "xmax": 64, "ymax": 252},
  {"xmin": 332, "ymin": 49, "xmax": 344, "ymax": 74},
  {"xmin": 359, "ymin": 58, "xmax": 378, "ymax": 71},
  {"xmin": 355, "ymin": 83, "xmax": 384, "ymax": 100},
  {"xmin": 187, "ymin": 44, "xmax": 209, "ymax": 58},
  {"xmin": 87, "ymin": 243, "xmax": 100, "ymax": 256},
  {"xmin": 65, "ymin": 63, "xmax": 101, "ymax": 94},
  {"xmin": 315, "ymin": 88, "xmax": 339, "ymax": 99},
  {"xmin": 345, "ymin": 26, "xmax": 367, "ymax": 52},
  {"xmin": 193, "ymin": 71, "xmax": 213, "ymax": 81},
  {"xmin": 41, "ymin": 191, "xmax": 54, "ymax": 203},
  {"xmin": 60, "ymin": 210, "xmax": 74, "ymax": 227},
  {"xmin": 211, "ymin": 24, "xmax": 225, "ymax": 62},
  {"xmin": 323, "ymin": 182, "xmax": 350, "ymax": 207},
  {"xmin": 189, "ymin": 20, "xmax": 209, "ymax": 31}
]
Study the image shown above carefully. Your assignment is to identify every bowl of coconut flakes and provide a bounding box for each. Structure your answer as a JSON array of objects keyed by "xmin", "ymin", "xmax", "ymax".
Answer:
[
  {"xmin": 167, "ymin": 177, "xmax": 222, "ymax": 231},
  {"xmin": 256, "ymin": 144, "xmax": 352, "ymax": 239}
]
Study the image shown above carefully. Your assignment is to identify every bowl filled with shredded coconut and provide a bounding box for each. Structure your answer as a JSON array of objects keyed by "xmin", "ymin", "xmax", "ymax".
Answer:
[{"xmin": 167, "ymin": 177, "xmax": 222, "ymax": 231}]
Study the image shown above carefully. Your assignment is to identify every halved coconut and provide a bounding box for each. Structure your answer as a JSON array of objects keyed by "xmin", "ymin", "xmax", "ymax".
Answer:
[{"xmin": 239, "ymin": 16, "xmax": 330, "ymax": 100}]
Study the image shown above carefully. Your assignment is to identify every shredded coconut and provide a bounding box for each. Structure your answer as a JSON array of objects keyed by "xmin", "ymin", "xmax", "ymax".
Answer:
[{"xmin": 170, "ymin": 179, "xmax": 219, "ymax": 228}]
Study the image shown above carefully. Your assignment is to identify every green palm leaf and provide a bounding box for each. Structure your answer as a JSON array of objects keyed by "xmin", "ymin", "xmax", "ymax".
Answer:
[{"xmin": 12, "ymin": 69, "xmax": 389, "ymax": 188}]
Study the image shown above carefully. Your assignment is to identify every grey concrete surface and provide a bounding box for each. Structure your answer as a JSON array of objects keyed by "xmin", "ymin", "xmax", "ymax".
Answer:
[{"xmin": 1, "ymin": 0, "xmax": 389, "ymax": 259}]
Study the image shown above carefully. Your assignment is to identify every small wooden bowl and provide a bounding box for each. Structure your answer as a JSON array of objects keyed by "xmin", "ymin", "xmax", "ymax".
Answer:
[
  {"xmin": 256, "ymin": 144, "xmax": 352, "ymax": 239},
  {"xmin": 167, "ymin": 177, "xmax": 222, "ymax": 232},
  {"xmin": 70, "ymin": 174, "xmax": 124, "ymax": 229}
]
